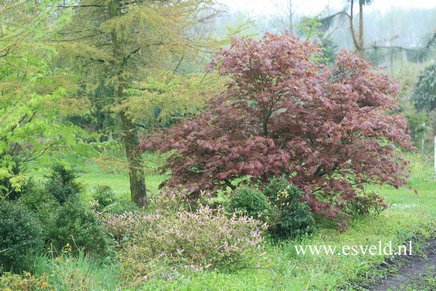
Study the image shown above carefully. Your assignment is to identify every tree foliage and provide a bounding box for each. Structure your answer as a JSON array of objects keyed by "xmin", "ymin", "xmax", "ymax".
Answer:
[
  {"xmin": 144, "ymin": 34, "xmax": 413, "ymax": 217},
  {"xmin": 413, "ymin": 64, "xmax": 436, "ymax": 112},
  {"xmin": 296, "ymin": 15, "xmax": 338, "ymax": 64},
  {"xmin": 59, "ymin": 0, "xmax": 220, "ymax": 205},
  {"xmin": 0, "ymin": 1, "xmax": 84, "ymax": 197}
]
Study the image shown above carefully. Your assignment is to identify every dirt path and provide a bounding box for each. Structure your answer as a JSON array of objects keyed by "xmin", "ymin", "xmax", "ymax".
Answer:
[{"xmin": 371, "ymin": 238, "xmax": 436, "ymax": 290}]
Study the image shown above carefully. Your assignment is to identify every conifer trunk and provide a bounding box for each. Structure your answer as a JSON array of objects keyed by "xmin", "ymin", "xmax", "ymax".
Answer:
[
  {"xmin": 108, "ymin": 0, "xmax": 146, "ymax": 206},
  {"xmin": 120, "ymin": 111, "xmax": 147, "ymax": 206}
]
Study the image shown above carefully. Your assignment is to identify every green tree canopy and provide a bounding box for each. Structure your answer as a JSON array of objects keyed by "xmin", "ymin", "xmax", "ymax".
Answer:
[
  {"xmin": 58, "ymin": 0, "xmax": 221, "ymax": 205},
  {"xmin": 0, "ymin": 1, "xmax": 84, "ymax": 198}
]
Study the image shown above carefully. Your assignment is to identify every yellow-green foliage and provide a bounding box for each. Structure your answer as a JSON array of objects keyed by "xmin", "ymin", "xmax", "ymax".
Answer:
[
  {"xmin": 62, "ymin": 0, "xmax": 223, "ymax": 122},
  {"xmin": 119, "ymin": 71, "xmax": 225, "ymax": 122},
  {"xmin": 0, "ymin": 2, "xmax": 86, "ymax": 194},
  {"xmin": 0, "ymin": 272, "xmax": 49, "ymax": 291}
]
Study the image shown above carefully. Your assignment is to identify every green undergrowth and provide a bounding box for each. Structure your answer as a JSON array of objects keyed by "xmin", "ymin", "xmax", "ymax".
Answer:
[
  {"xmin": 140, "ymin": 210, "xmax": 433, "ymax": 290},
  {"xmin": 139, "ymin": 154, "xmax": 435, "ymax": 290},
  {"xmin": 14, "ymin": 154, "xmax": 435, "ymax": 290}
]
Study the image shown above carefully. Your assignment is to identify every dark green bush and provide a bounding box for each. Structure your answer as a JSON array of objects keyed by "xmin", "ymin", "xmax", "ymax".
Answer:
[
  {"xmin": 48, "ymin": 200, "xmax": 111, "ymax": 258},
  {"xmin": 263, "ymin": 176, "xmax": 291, "ymax": 202},
  {"xmin": 413, "ymin": 63, "xmax": 436, "ymax": 112},
  {"xmin": 19, "ymin": 190, "xmax": 60, "ymax": 242},
  {"xmin": 44, "ymin": 164, "xmax": 82, "ymax": 204},
  {"xmin": 264, "ymin": 177, "xmax": 315, "ymax": 239},
  {"xmin": 228, "ymin": 186, "xmax": 271, "ymax": 222},
  {"xmin": 344, "ymin": 191, "xmax": 387, "ymax": 216},
  {"xmin": 92, "ymin": 185, "xmax": 116, "ymax": 210},
  {"xmin": 19, "ymin": 183, "xmax": 115, "ymax": 259},
  {"xmin": 0, "ymin": 201, "xmax": 44, "ymax": 273}
]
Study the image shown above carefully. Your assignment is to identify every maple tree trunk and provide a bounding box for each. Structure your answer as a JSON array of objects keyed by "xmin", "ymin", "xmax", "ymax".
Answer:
[{"xmin": 120, "ymin": 111, "xmax": 147, "ymax": 206}]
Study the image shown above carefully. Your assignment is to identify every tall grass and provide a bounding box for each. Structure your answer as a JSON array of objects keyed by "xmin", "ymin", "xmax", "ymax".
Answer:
[{"xmin": 33, "ymin": 253, "xmax": 120, "ymax": 290}]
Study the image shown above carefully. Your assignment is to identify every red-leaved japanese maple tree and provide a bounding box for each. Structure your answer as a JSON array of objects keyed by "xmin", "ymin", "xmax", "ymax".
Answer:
[{"xmin": 142, "ymin": 33, "xmax": 413, "ymax": 217}]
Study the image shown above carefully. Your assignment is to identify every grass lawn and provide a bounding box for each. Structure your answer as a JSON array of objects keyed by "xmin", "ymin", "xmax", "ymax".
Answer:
[
  {"xmin": 31, "ymin": 158, "xmax": 165, "ymax": 203},
  {"xmin": 77, "ymin": 172, "xmax": 165, "ymax": 201}
]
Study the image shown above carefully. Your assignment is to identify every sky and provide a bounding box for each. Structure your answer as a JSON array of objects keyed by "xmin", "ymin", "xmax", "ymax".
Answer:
[{"xmin": 218, "ymin": 0, "xmax": 436, "ymax": 16}]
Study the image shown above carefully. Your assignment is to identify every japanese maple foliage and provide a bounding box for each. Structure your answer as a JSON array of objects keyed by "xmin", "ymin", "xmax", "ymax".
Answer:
[{"xmin": 142, "ymin": 33, "xmax": 413, "ymax": 217}]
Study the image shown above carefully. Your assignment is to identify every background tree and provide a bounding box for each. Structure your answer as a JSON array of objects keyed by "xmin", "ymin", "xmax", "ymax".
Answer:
[
  {"xmin": 411, "ymin": 63, "xmax": 436, "ymax": 151},
  {"xmin": 296, "ymin": 15, "xmax": 338, "ymax": 64},
  {"xmin": 144, "ymin": 34, "xmax": 413, "ymax": 218},
  {"xmin": 319, "ymin": 1, "xmax": 435, "ymax": 64},
  {"xmin": 318, "ymin": 0, "xmax": 373, "ymax": 56},
  {"xmin": 413, "ymin": 64, "xmax": 436, "ymax": 113},
  {"xmin": 354, "ymin": 0, "xmax": 373, "ymax": 56},
  {"xmin": 58, "ymin": 0, "xmax": 219, "ymax": 206},
  {"xmin": 0, "ymin": 1, "xmax": 83, "ymax": 199}
]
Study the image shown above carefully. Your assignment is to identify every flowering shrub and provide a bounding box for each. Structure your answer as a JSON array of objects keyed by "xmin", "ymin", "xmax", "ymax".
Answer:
[
  {"xmin": 98, "ymin": 211, "xmax": 150, "ymax": 243},
  {"xmin": 150, "ymin": 188, "xmax": 196, "ymax": 213},
  {"xmin": 101, "ymin": 206, "xmax": 266, "ymax": 281}
]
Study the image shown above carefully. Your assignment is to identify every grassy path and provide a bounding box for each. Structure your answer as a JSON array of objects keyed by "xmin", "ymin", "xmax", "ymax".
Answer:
[{"xmin": 372, "ymin": 238, "xmax": 435, "ymax": 290}]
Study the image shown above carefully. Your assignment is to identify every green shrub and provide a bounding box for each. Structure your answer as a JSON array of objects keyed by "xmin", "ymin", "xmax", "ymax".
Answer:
[
  {"xmin": 44, "ymin": 164, "xmax": 82, "ymax": 204},
  {"xmin": 263, "ymin": 176, "xmax": 291, "ymax": 202},
  {"xmin": 102, "ymin": 206, "xmax": 266, "ymax": 282},
  {"xmin": 48, "ymin": 201, "xmax": 111, "ymax": 258},
  {"xmin": 0, "ymin": 201, "xmax": 44, "ymax": 273},
  {"xmin": 264, "ymin": 177, "xmax": 316, "ymax": 239},
  {"xmin": 19, "ymin": 190, "xmax": 60, "ymax": 241},
  {"xmin": 344, "ymin": 191, "xmax": 387, "ymax": 216},
  {"xmin": 92, "ymin": 185, "xmax": 116, "ymax": 210},
  {"xmin": 0, "ymin": 272, "xmax": 49, "ymax": 290},
  {"xmin": 228, "ymin": 186, "xmax": 271, "ymax": 222},
  {"xmin": 413, "ymin": 63, "xmax": 436, "ymax": 112},
  {"xmin": 201, "ymin": 190, "xmax": 231, "ymax": 209}
]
